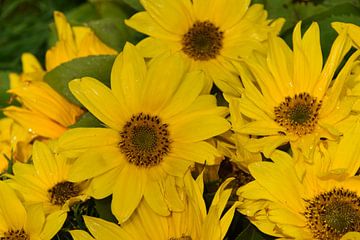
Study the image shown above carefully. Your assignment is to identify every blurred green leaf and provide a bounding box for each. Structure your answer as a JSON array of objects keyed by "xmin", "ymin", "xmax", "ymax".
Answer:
[
  {"xmin": 66, "ymin": 2, "xmax": 100, "ymax": 24},
  {"xmin": 44, "ymin": 55, "xmax": 116, "ymax": 106},
  {"xmin": 0, "ymin": 71, "xmax": 10, "ymax": 117},
  {"xmin": 121, "ymin": 0, "xmax": 143, "ymax": 11}
]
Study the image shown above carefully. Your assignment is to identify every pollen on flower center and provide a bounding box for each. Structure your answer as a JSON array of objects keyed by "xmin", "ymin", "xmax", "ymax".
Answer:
[
  {"xmin": 119, "ymin": 113, "xmax": 171, "ymax": 168},
  {"xmin": 304, "ymin": 188, "xmax": 360, "ymax": 240},
  {"xmin": 274, "ymin": 92, "xmax": 321, "ymax": 136},
  {"xmin": 1, "ymin": 229, "xmax": 29, "ymax": 240},
  {"xmin": 48, "ymin": 181, "xmax": 80, "ymax": 206},
  {"xmin": 182, "ymin": 20, "xmax": 224, "ymax": 61}
]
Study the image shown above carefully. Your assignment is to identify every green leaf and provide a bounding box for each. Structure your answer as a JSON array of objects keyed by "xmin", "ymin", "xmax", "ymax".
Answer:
[
  {"xmin": 70, "ymin": 112, "xmax": 103, "ymax": 128},
  {"xmin": 121, "ymin": 0, "xmax": 144, "ymax": 11},
  {"xmin": 66, "ymin": 2, "xmax": 100, "ymax": 24},
  {"xmin": 44, "ymin": 55, "xmax": 116, "ymax": 106},
  {"xmin": 0, "ymin": 71, "xmax": 10, "ymax": 117},
  {"xmin": 94, "ymin": 196, "xmax": 117, "ymax": 223},
  {"xmin": 235, "ymin": 222, "xmax": 275, "ymax": 240}
]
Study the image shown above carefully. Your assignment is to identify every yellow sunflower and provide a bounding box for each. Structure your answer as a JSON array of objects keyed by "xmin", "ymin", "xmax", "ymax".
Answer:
[
  {"xmin": 0, "ymin": 181, "xmax": 67, "ymax": 239},
  {"xmin": 125, "ymin": 0, "xmax": 284, "ymax": 95},
  {"xmin": 0, "ymin": 117, "xmax": 34, "ymax": 172},
  {"xmin": 237, "ymin": 120, "xmax": 360, "ymax": 239},
  {"xmin": 4, "ymin": 52, "xmax": 83, "ymax": 139},
  {"xmin": 7, "ymin": 141, "xmax": 89, "ymax": 215},
  {"xmin": 232, "ymin": 21, "xmax": 359, "ymax": 158},
  {"xmin": 70, "ymin": 174, "xmax": 237, "ymax": 240},
  {"xmin": 54, "ymin": 43, "xmax": 230, "ymax": 223},
  {"xmin": 4, "ymin": 11, "xmax": 118, "ymax": 139},
  {"xmin": 45, "ymin": 11, "xmax": 117, "ymax": 71}
]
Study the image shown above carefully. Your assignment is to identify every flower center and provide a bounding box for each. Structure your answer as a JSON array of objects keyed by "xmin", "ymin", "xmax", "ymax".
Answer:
[
  {"xmin": 274, "ymin": 92, "xmax": 321, "ymax": 136},
  {"xmin": 48, "ymin": 181, "xmax": 80, "ymax": 206},
  {"xmin": 182, "ymin": 21, "xmax": 224, "ymax": 61},
  {"xmin": 1, "ymin": 229, "xmax": 29, "ymax": 240},
  {"xmin": 304, "ymin": 188, "xmax": 360, "ymax": 240},
  {"xmin": 119, "ymin": 113, "xmax": 171, "ymax": 167}
]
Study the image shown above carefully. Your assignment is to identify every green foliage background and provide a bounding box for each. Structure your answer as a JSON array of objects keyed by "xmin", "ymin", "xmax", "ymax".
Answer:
[{"xmin": 1, "ymin": 0, "xmax": 360, "ymax": 239}]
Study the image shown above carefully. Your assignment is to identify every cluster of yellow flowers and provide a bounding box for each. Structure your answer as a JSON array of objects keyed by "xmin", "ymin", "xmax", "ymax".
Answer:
[{"xmin": 1, "ymin": 0, "xmax": 360, "ymax": 239}]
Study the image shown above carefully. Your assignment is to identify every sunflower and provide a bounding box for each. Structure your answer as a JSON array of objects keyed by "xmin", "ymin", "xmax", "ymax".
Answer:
[
  {"xmin": 54, "ymin": 43, "xmax": 230, "ymax": 223},
  {"xmin": 4, "ymin": 52, "xmax": 84, "ymax": 139},
  {"xmin": 0, "ymin": 117, "xmax": 34, "ymax": 172},
  {"xmin": 0, "ymin": 181, "xmax": 67, "ymax": 239},
  {"xmin": 7, "ymin": 141, "xmax": 89, "ymax": 215},
  {"xmin": 4, "ymin": 11, "xmax": 118, "ymax": 140},
  {"xmin": 232, "ymin": 21, "xmax": 359, "ymax": 158},
  {"xmin": 45, "ymin": 11, "xmax": 117, "ymax": 71},
  {"xmin": 125, "ymin": 0, "xmax": 284, "ymax": 95},
  {"xmin": 70, "ymin": 174, "xmax": 237, "ymax": 240},
  {"xmin": 237, "ymin": 120, "xmax": 360, "ymax": 239}
]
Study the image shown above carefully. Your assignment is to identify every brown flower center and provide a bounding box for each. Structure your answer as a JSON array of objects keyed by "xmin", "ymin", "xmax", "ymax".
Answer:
[
  {"xmin": 304, "ymin": 188, "xmax": 360, "ymax": 240},
  {"xmin": 48, "ymin": 181, "xmax": 80, "ymax": 206},
  {"xmin": 1, "ymin": 229, "xmax": 29, "ymax": 240},
  {"xmin": 182, "ymin": 21, "xmax": 223, "ymax": 61},
  {"xmin": 274, "ymin": 92, "xmax": 321, "ymax": 136},
  {"xmin": 119, "ymin": 113, "xmax": 171, "ymax": 167}
]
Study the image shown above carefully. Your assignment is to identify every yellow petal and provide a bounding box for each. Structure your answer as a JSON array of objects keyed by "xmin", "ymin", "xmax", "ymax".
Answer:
[
  {"xmin": 70, "ymin": 230, "xmax": 95, "ymax": 240},
  {"xmin": 111, "ymin": 43, "xmax": 147, "ymax": 114},
  {"xmin": 87, "ymin": 167, "xmax": 122, "ymax": 199},
  {"xmin": 171, "ymin": 141, "xmax": 220, "ymax": 165},
  {"xmin": 24, "ymin": 204, "xmax": 45, "ymax": 236},
  {"xmin": 141, "ymin": 0, "xmax": 192, "ymax": 34},
  {"xmin": 142, "ymin": 53, "xmax": 188, "ymax": 115},
  {"xmin": 212, "ymin": 0, "xmax": 250, "ymax": 29},
  {"xmin": 32, "ymin": 141, "xmax": 60, "ymax": 185},
  {"xmin": 69, "ymin": 77, "xmax": 127, "ymax": 130},
  {"xmin": 84, "ymin": 216, "xmax": 132, "ymax": 239},
  {"xmin": 112, "ymin": 165, "xmax": 145, "ymax": 223},
  {"xmin": 56, "ymin": 128, "xmax": 120, "ymax": 158},
  {"xmin": 161, "ymin": 156, "xmax": 192, "ymax": 177},
  {"xmin": 143, "ymin": 180, "xmax": 170, "ymax": 216},
  {"xmin": 39, "ymin": 210, "xmax": 67, "ymax": 239},
  {"xmin": 0, "ymin": 182, "xmax": 26, "ymax": 230},
  {"xmin": 21, "ymin": 53, "xmax": 44, "ymax": 73},
  {"xmin": 3, "ymin": 106, "xmax": 66, "ymax": 139},
  {"xmin": 238, "ymin": 120, "xmax": 284, "ymax": 135},
  {"xmin": 68, "ymin": 147, "xmax": 124, "ymax": 182},
  {"xmin": 136, "ymin": 37, "xmax": 174, "ymax": 58},
  {"xmin": 160, "ymin": 70, "xmax": 204, "ymax": 120},
  {"xmin": 125, "ymin": 12, "xmax": 180, "ymax": 40}
]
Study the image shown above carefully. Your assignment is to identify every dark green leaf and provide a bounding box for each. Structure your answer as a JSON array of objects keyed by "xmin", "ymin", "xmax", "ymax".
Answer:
[
  {"xmin": 94, "ymin": 196, "xmax": 117, "ymax": 223},
  {"xmin": 44, "ymin": 55, "xmax": 116, "ymax": 106},
  {"xmin": 0, "ymin": 71, "xmax": 10, "ymax": 117},
  {"xmin": 235, "ymin": 222, "xmax": 275, "ymax": 240},
  {"xmin": 66, "ymin": 2, "xmax": 100, "ymax": 24}
]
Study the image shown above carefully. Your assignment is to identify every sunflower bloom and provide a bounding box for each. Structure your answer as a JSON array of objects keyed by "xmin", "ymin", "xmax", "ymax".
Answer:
[
  {"xmin": 0, "ymin": 118, "xmax": 34, "ymax": 172},
  {"xmin": 45, "ymin": 11, "xmax": 117, "ymax": 71},
  {"xmin": 125, "ymin": 0, "xmax": 284, "ymax": 94},
  {"xmin": 55, "ymin": 43, "xmax": 230, "ymax": 223},
  {"xmin": 7, "ymin": 141, "xmax": 89, "ymax": 215},
  {"xmin": 237, "ymin": 120, "xmax": 360, "ymax": 239},
  {"xmin": 0, "ymin": 181, "xmax": 66, "ymax": 239},
  {"xmin": 3, "ymin": 54, "xmax": 83, "ymax": 139},
  {"xmin": 232, "ymin": 21, "xmax": 358, "ymax": 158},
  {"xmin": 70, "ymin": 174, "xmax": 237, "ymax": 240}
]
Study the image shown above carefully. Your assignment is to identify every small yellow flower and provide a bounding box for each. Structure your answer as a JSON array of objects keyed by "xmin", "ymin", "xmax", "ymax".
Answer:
[
  {"xmin": 125, "ymin": 0, "xmax": 284, "ymax": 95},
  {"xmin": 232, "ymin": 21, "xmax": 359, "ymax": 158},
  {"xmin": 0, "ymin": 117, "xmax": 34, "ymax": 172},
  {"xmin": 70, "ymin": 174, "xmax": 237, "ymax": 240},
  {"xmin": 45, "ymin": 11, "xmax": 117, "ymax": 71},
  {"xmin": 8, "ymin": 141, "xmax": 89, "ymax": 214},
  {"xmin": 0, "ymin": 181, "xmax": 66, "ymax": 239},
  {"xmin": 237, "ymin": 120, "xmax": 360, "ymax": 239}
]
